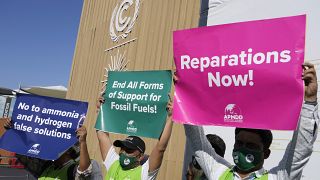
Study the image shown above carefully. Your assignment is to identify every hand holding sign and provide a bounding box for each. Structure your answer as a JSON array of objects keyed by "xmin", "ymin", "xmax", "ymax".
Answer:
[
  {"xmin": 303, "ymin": 62, "xmax": 318, "ymax": 102},
  {"xmin": 96, "ymin": 96, "xmax": 105, "ymax": 113},
  {"xmin": 76, "ymin": 126, "xmax": 87, "ymax": 143},
  {"xmin": 3, "ymin": 117, "xmax": 12, "ymax": 129}
]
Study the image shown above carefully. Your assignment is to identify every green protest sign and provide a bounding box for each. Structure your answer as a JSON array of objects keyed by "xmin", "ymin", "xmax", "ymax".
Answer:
[{"xmin": 95, "ymin": 70, "xmax": 172, "ymax": 139}]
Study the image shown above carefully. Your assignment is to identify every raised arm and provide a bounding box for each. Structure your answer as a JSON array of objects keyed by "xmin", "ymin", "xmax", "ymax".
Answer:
[
  {"xmin": 184, "ymin": 123, "xmax": 231, "ymax": 180},
  {"xmin": 77, "ymin": 126, "xmax": 90, "ymax": 172},
  {"xmin": 96, "ymin": 131, "xmax": 112, "ymax": 161},
  {"xmin": 96, "ymin": 96, "xmax": 113, "ymax": 161},
  {"xmin": 148, "ymin": 102, "xmax": 174, "ymax": 172},
  {"xmin": 288, "ymin": 63, "xmax": 319, "ymax": 179},
  {"xmin": 272, "ymin": 62, "xmax": 319, "ymax": 178},
  {"xmin": 184, "ymin": 124, "xmax": 214, "ymax": 157}
]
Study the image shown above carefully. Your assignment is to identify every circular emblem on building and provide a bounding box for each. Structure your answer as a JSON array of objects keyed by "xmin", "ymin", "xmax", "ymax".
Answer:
[{"xmin": 110, "ymin": 0, "xmax": 140, "ymax": 42}]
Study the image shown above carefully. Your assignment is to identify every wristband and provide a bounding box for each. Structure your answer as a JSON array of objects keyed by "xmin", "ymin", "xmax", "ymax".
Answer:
[{"xmin": 305, "ymin": 100, "xmax": 318, "ymax": 106}]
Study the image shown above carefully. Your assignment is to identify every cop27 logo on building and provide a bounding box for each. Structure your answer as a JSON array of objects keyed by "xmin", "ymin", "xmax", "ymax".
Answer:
[
  {"xmin": 110, "ymin": 0, "xmax": 140, "ymax": 42},
  {"xmin": 224, "ymin": 104, "xmax": 243, "ymax": 122}
]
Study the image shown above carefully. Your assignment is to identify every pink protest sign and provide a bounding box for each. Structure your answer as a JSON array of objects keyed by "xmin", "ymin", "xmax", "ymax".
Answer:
[{"xmin": 173, "ymin": 15, "xmax": 306, "ymax": 130}]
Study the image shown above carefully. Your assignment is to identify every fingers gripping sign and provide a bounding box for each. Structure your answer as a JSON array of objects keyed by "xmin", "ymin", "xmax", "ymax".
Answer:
[
  {"xmin": 76, "ymin": 126, "xmax": 87, "ymax": 143},
  {"xmin": 302, "ymin": 62, "xmax": 318, "ymax": 102}
]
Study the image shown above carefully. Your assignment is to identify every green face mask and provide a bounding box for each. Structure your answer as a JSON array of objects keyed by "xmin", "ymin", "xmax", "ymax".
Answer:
[
  {"xmin": 119, "ymin": 153, "xmax": 138, "ymax": 170},
  {"xmin": 232, "ymin": 147, "xmax": 263, "ymax": 172}
]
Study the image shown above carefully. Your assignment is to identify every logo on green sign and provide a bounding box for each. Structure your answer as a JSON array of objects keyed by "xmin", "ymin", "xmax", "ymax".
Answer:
[{"xmin": 126, "ymin": 120, "xmax": 137, "ymax": 133}]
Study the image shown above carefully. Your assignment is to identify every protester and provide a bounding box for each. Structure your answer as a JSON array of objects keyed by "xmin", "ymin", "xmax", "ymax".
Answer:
[
  {"xmin": 186, "ymin": 134, "xmax": 226, "ymax": 180},
  {"xmin": 96, "ymin": 96, "xmax": 173, "ymax": 179},
  {"xmin": 75, "ymin": 126, "xmax": 103, "ymax": 180},
  {"xmin": 38, "ymin": 146, "xmax": 78, "ymax": 180},
  {"xmin": 3, "ymin": 118, "xmax": 100, "ymax": 180},
  {"xmin": 182, "ymin": 62, "xmax": 319, "ymax": 179}
]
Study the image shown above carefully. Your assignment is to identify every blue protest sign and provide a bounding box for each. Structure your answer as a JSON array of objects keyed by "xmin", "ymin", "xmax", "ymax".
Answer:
[{"xmin": 0, "ymin": 93, "xmax": 88, "ymax": 160}]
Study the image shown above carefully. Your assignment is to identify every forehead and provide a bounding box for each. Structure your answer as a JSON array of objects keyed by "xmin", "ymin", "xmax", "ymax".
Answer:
[{"xmin": 235, "ymin": 131, "xmax": 263, "ymax": 145}]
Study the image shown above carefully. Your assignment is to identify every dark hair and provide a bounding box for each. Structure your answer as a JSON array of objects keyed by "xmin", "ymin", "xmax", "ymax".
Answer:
[
  {"xmin": 235, "ymin": 128, "xmax": 273, "ymax": 150},
  {"xmin": 206, "ymin": 134, "xmax": 226, "ymax": 157}
]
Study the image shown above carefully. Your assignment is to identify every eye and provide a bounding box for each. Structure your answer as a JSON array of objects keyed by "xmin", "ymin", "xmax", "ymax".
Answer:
[
  {"xmin": 125, "ymin": 148, "xmax": 135, "ymax": 154},
  {"xmin": 234, "ymin": 140, "xmax": 244, "ymax": 148},
  {"xmin": 246, "ymin": 143, "xmax": 262, "ymax": 151}
]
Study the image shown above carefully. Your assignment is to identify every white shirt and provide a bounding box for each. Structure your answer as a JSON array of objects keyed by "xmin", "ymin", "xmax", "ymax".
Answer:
[{"xmin": 104, "ymin": 146, "xmax": 159, "ymax": 180}]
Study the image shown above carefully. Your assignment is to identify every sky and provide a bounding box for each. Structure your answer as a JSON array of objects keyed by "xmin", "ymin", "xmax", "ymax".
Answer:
[{"xmin": 0, "ymin": 0, "xmax": 84, "ymax": 90}]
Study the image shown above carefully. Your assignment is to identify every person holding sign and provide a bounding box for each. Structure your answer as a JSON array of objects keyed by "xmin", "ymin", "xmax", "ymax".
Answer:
[
  {"xmin": 3, "ymin": 119, "xmax": 99, "ymax": 180},
  {"xmin": 182, "ymin": 62, "xmax": 319, "ymax": 179},
  {"xmin": 96, "ymin": 97, "xmax": 173, "ymax": 180},
  {"xmin": 75, "ymin": 126, "xmax": 103, "ymax": 180}
]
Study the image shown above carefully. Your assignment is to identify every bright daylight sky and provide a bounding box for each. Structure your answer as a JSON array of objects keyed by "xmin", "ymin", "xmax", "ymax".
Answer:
[{"xmin": 0, "ymin": 0, "xmax": 83, "ymax": 90}]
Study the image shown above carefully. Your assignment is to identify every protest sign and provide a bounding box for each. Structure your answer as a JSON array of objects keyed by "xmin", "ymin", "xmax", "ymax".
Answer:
[
  {"xmin": 173, "ymin": 15, "xmax": 306, "ymax": 130},
  {"xmin": 95, "ymin": 70, "xmax": 172, "ymax": 138},
  {"xmin": 0, "ymin": 93, "xmax": 88, "ymax": 160}
]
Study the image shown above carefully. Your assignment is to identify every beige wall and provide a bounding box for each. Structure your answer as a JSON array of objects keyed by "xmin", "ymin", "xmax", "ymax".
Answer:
[{"xmin": 67, "ymin": 0, "xmax": 200, "ymax": 179}]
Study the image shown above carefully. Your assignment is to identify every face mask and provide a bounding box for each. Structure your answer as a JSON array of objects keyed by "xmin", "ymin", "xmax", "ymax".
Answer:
[
  {"xmin": 232, "ymin": 147, "xmax": 263, "ymax": 172},
  {"xmin": 119, "ymin": 153, "xmax": 138, "ymax": 170}
]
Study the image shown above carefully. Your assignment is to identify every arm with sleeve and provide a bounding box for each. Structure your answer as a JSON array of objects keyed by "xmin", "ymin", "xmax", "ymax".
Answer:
[
  {"xmin": 184, "ymin": 124, "xmax": 231, "ymax": 179},
  {"xmin": 75, "ymin": 160, "xmax": 103, "ymax": 180},
  {"xmin": 269, "ymin": 103, "xmax": 319, "ymax": 179}
]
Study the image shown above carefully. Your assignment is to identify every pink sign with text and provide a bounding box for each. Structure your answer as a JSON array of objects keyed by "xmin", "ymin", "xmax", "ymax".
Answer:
[{"xmin": 173, "ymin": 15, "xmax": 306, "ymax": 130}]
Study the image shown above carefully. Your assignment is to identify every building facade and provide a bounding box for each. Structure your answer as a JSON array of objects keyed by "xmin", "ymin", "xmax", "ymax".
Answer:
[{"xmin": 67, "ymin": 0, "xmax": 200, "ymax": 179}]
